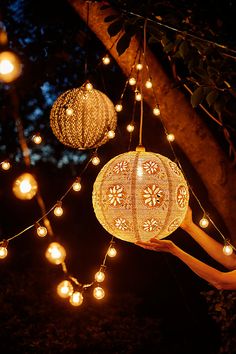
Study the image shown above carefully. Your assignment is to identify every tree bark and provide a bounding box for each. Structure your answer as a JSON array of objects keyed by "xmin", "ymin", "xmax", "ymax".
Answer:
[{"xmin": 68, "ymin": 0, "xmax": 236, "ymax": 242}]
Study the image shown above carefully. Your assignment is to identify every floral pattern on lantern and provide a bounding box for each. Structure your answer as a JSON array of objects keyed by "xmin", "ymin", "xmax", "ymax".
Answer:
[
  {"xmin": 50, "ymin": 82, "xmax": 117, "ymax": 149},
  {"xmin": 93, "ymin": 151, "xmax": 189, "ymax": 243}
]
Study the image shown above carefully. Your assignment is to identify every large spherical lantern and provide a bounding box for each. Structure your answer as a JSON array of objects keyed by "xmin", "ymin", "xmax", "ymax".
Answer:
[
  {"xmin": 92, "ymin": 150, "xmax": 189, "ymax": 243},
  {"xmin": 50, "ymin": 82, "xmax": 117, "ymax": 149},
  {"xmin": 12, "ymin": 172, "xmax": 38, "ymax": 200}
]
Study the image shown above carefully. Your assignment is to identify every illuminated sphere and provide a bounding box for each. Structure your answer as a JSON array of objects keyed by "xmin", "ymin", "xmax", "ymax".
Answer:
[
  {"xmin": 57, "ymin": 280, "xmax": 73, "ymax": 298},
  {"xmin": 93, "ymin": 150, "xmax": 189, "ymax": 243},
  {"xmin": 93, "ymin": 286, "xmax": 105, "ymax": 300},
  {"xmin": 95, "ymin": 271, "xmax": 105, "ymax": 283},
  {"xmin": 223, "ymin": 244, "xmax": 233, "ymax": 256},
  {"xmin": 0, "ymin": 51, "xmax": 22, "ymax": 83},
  {"xmin": 199, "ymin": 217, "xmax": 209, "ymax": 228},
  {"xmin": 69, "ymin": 291, "xmax": 83, "ymax": 306},
  {"xmin": 45, "ymin": 242, "xmax": 66, "ymax": 265},
  {"xmin": 1, "ymin": 160, "xmax": 11, "ymax": 170},
  {"xmin": 13, "ymin": 173, "xmax": 38, "ymax": 200},
  {"xmin": 37, "ymin": 226, "xmax": 47, "ymax": 237},
  {"xmin": 50, "ymin": 82, "xmax": 117, "ymax": 149},
  {"xmin": 0, "ymin": 247, "xmax": 8, "ymax": 259}
]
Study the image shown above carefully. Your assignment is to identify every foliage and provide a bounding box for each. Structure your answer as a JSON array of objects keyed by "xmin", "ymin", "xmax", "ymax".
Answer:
[
  {"xmin": 101, "ymin": 0, "xmax": 236, "ymax": 161},
  {"xmin": 202, "ymin": 289, "xmax": 236, "ymax": 353}
]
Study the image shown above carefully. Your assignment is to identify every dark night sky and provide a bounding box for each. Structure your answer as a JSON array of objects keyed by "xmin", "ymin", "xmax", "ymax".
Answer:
[{"xmin": 0, "ymin": 1, "xmax": 230, "ymax": 353}]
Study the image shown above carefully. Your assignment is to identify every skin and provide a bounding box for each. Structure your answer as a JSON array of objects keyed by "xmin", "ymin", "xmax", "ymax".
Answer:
[{"xmin": 136, "ymin": 207, "xmax": 236, "ymax": 290}]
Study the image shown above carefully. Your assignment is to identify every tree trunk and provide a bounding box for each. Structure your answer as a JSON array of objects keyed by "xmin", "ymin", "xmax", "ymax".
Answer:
[{"xmin": 68, "ymin": 0, "xmax": 236, "ymax": 242}]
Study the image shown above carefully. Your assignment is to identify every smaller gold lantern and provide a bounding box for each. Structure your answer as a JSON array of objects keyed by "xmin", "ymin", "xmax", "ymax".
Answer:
[
  {"xmin": 13, "ymin": 173, "xmax": 38, "ymax": 200},
  {"xmin": 50, "ymin": 81, "xmax": 117, "ymax": 149}
]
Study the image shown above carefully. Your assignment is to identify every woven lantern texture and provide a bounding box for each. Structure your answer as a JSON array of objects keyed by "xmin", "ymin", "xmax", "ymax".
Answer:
[
  {"xmin": 93, "ymin": 151, "xmax": 189, "ymax": 243},
  {"xmin": 50, "ymin": 82, "xmax": 117, "ymax": 149}
]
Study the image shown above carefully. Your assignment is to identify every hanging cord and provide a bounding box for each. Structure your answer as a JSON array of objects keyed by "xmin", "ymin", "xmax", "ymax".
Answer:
[
  {"xmin": 138, "ymin": 19, "xmax": 147, "ymax": 147},
  {"xmin": 84, "ymin": 1, "xmax": 90, "ymax": 78}
]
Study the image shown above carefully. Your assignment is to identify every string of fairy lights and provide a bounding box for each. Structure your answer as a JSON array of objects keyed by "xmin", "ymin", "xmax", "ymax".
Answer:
[{"xmin": 1, "ymin": 11, "xmax": 236, "ymax": 308}]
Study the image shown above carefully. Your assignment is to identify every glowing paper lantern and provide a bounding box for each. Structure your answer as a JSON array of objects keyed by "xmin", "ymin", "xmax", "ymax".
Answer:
[
  {"xmin": 93, "ymin": 150, "xmax": 189, "ymax": 243},
  {"xmin": 12, "ymin": 173, "xmax": 38, "ymax": 200},
  {"xmin": 0, "ymin": 51, "xmax": 22, "ymax": 83},
  {"xmin": 50, "ymin": 81, "xmax": 117, "ymax": 149}
]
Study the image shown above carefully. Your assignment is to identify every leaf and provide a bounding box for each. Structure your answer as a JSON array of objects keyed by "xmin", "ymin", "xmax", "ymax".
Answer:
[
  {"xmin": 104, "ymin": 15, "xmax": 118, "ymax": 23},
  {"xmin": 116, "ymin": 33, "xmax": 132, "ymax": 56},
  {"xmin": 191, "ymin": 86, "xmax": 205, "ymax": 107},
  {"xmin": 107, "ymin": 20, "xmax": 123, "ymax": 37},
  {"xmin": 206, "ymin": 90, "xmax": 219, "ymax": 107}
]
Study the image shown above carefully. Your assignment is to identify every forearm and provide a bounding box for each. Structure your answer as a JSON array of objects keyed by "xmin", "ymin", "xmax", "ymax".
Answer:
[
  {"xmin": 171, "ymin": 245, "xmax": 236, "ymax": 290},
  {"xmin": 182, "ymin": 222, "xmax": 236, "ymax": 270}
]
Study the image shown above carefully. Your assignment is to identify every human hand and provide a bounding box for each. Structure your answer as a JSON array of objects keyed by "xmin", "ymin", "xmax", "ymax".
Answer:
[
  {"xmin": 180, "ymin": 206, "xmax": 193, "ymax": 230},
  {"xmin": 136, "ymin": 238, "xmax": 175, "ymax": 254}
]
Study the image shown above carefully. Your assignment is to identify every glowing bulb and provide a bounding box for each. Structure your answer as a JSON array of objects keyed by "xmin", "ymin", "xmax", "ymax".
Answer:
[
  {"xmin": 85, "ymin": 82, "xmax": 93, "ymax": 91},
  {"xmin": 57, "ymin": 280, "xmax": 73, "ymax": 298},
  {"xmin": 54, "ymin": 203, "xmax": 63, "ymax": 216},
  {"xmin": 107, "ymin": 130, "xmax": 115, "ymax": 139},
  {"xmin": 136, "ymin": 63, "xmax": 143, "ymax": 70},
  {"xmin": 107, "ymin": 246, "xmax": 117, "ymax": 258},
  {"xmin": 66, "ymin": 108, "xmax": 74, "ymax": 116},
  {"xmin": 137, "ymin": 166, "xmax": 143, "ymax": 177},
  {"xmin": 37, "ymin": 225, "xmax": 47, "ymax": 237},
  {"xmin": 167, "ymin": 133, "xmax": 175, "ymax": 142},
  {"xmin": 93, "ymin": 286, "xmax": 105, "ymax": 300},
  {"xmin": 223, "ymin": 243, "xmax": 233, "ymax": 256},
  {"xmin": 95, "ymin": 271, "xmax": 105, "ymax": 283},
  {"xmin": 73, "ymin": 181, "xmax": 82, "ymax": 192},
  {"xmin": 13, "ymin": 173, "xmax": 38, "ymax": 200},
  {"xmin": 45, "ymin": 242, "xmax": 66, "ymax": 265},
  {"xmin": 92, "ymin": 156, "xmax": 100, "ymax": 166},
  {"xmin": 127, "ymin": 124, "xmax": 134, "ymax": 133},
  {"xmin": 115, "ymin": 103, "xmax": 123, "ymax": 112},
  {"xmin": 199, "ymin": 217, "xmax": 209, "ymax": 228},
  {"xmin": 129, "ymin": 77, "xmax": 136, "ymax": 86},
  {"xmin": 102, "ymin": 55, "xmax": 110, "ymax": 65},
  {"xmin": 153, "ymin": 106, "xmax": 160, "ymax": 116},
  {"xmin": 0, "ymin": 51, "xmax": 22, "ymax": 83},
  {"xmin": 1, "ymin": 160, "xmax": 11, "ymax": 170},
  {"xmin": 0, "ymin": 247, "xmax": 8, "ymax": 259},
  {"xmin": 145, "ymin": 79, "xmax": 152, "ymax": 89},
  {"xmin": 32, "ymin": 134, "xmax": 42, "ymax": 144},
  {"xmin": 135, "ymin": 92, "xmax": 142, "ymax": 101},
  {"xmin": 69, "ymin": 291, "xmax": 83, "ymax": 306}
]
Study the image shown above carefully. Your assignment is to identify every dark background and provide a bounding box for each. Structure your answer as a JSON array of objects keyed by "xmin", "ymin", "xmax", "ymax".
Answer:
[{"xmin": 0, "ymin": 0, "xmax": 232, "ymax": 353}]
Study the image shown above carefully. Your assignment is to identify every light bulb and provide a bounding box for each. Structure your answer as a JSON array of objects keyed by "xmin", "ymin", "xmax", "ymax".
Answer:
[
  {"xmin": 223, "ymin": 243, "xmax": 233, "ymax": 256},
  {"xmin": 0, "ymin": 51, "xmax": 22, "ymax": 83},
  {"xmin": 136, "ymin": 63, "xmax": 143, "ymax": 70},
  {"xmin": 102, "ymin": 55, "xmax": 110, "ymax": 65},
  {"xmin": 115, "ymin": 103, "xmax": 123, "ymax": 112},
  {"xmin": 85, "ymin": 82, "xmax": 93, "ymax": 91},
  {"xmin": 107, "ymin": 130, "xmax": 115, "ymax": 139},
  {"xmin": 95, "ymin": 270, "xmax": 105, "ymax": 283},
  {"xmin": 1, "ymin": 160, "xmax": 11, "ymax": 170},
  {"xmin": 145, "ymin": 79, "xmax": 152, "ymax": 89},
  {"xmin": 129, "ymin": 77, "xmax": 136, "ymax": 86},
  {"xmin": 153, "ymin": 106, "xmax": 160, "ymax": 116},
  {"xmin": 93, "ymin": 286, "xmax": 105, "ymax": 300},
  {"xmin": 107, "ymin": 246, "xmax": 117, "ymax": 258},
  {"xmin": 167, "ymin": 133, "xmax": 175, "ymax": 142},
  {"xmin": 37, "ymin": 225, "xmax": 47, "ymax": 237},
  {"xmin": 57, "ymin": 280, "xmax": 73, "ymax": 298},
  {"xmin": 135, "ymin": 92, "xmax": 142, "ymax": 101},
  {"xmin": 199, "ymin": 217, "xmax": 209, "ymax": 228},
  {"xmin": 65, "ymin": 108, "xmax": 74, "ymax": 116},
  {"xmin": 13, "ymin": 173, "xmax": 38, "ymax": 200},
  {"xmin": 54, "ymin": 203, "xmax": 63, "ymax": 216},
  {"xmin": 45, "ymin": 242, "xmax": 66, "ymax": 265},
  {"xmin": 127, "ymin": 124, "xmax": 134, "ymax": 133},
  {"xmin": 0, "ymin": 247, "xmax": 8, "ymax": 259},
  {"xmin": 73, "ymin": 181, "xmax": 82, "ymax": 192},
  {"xmin": 92, "ymin": 156, "xmax": 100, "ymax": 166},
  {"xmin": 32, "ymin": 134, "xmax": 42, "ymax": 144},
  {"xmin": 69, "ymin": 291, "xmax": 83, "ymax": 306}
]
